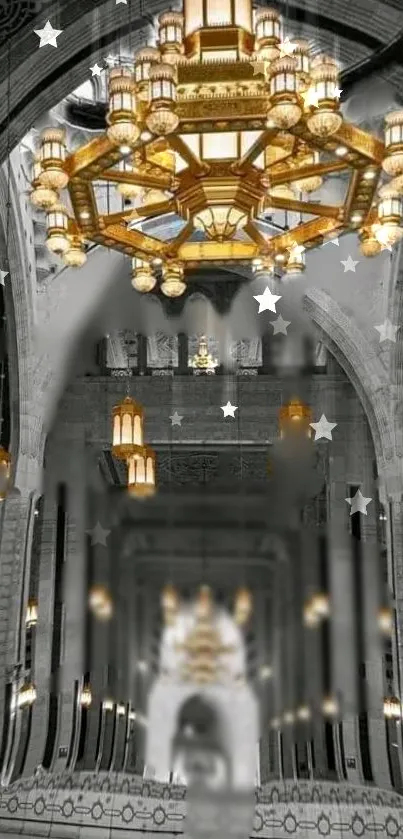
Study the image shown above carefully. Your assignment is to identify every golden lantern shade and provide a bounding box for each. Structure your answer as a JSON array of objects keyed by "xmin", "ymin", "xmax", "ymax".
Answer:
[
  {"xmin": 383, "ymin": 111, "xmax": 403, "ymax": 177},
  {"xmin": 112, "ymin": 395, "xmax": 144, "ymax": 460},
  {"xmin": 279, "ymin": 397, "xmax": 312, "ymax": 439},
  {"xmin": 194, "ymin": 206, "xmax": 247, "ymax": 241},
  {"xmin": 134, "ymin": 47, "xmax": 161, "ymax": 98},
  {"xmin": 116, "ymin": 157, "xmax": 143, "ymax": 199},
  {"xmin": 293, "ymin": 39, "xmax": 311, "ymax": 83},
  {"xmin": 63, "ymin": 236, "xmax": 87, "ymax": 268},
  {"xmin": 46, "ymin": 203, "xmax": 70, "ymax": 254},
  {"xmin": 30, "ymin": 155, "xmax": 58, "ymax": 210},
  {"xmin": 293, "ymin": 150, "xmax": 322, "ymax": 193},
  {"xmin": 127, "ymin": 446, "xmax": 156, "ymax": 499},
  {"xmin": 39, "ymin": 127, "xmax": 68, "ymax": 190},
  {"xmin": 107, "ymin": 67, "xmax": 139, "ymax": 147},
  {"xmin": 17, "ymin": 681, "xmax": 37, "ymax": 709},
  {"xmin": 131, "ymin": 257, "xmax": 157, "ymax": 293},
  {"xmin": 307, "ymin": 55, "xmax": 342, "ymax": 137},
  {"xmin": 374, "ymin": 184, "xmax": 403, "ymax": 246},
  {"xmin": 161, "ymin": 261, "xmax": 186, "ymax": 297},
  {"xmin": 268, "ymin": 57, "xmax": 302, "ymax": 129},
  {"xmin": 158, "ymin": 11, "xmax": 184, "ymax": 62},
  {"xmin": 285, "ymin": 244, "xmax": 306, "ymax": 275},
  {"xmin": 359, "ymin": 228, "xmax": 382, "ymax": 258},
  {"xmin": 234, "ymin": 587, "xmax": 253, "ymax": 625},
  {"xmin": 195, "ymin": 585, "xmax": 213, "ymax": 619},
  {"xmin": 161, "ymin": 583, "xmax": 180, "ymax": 624},
  {"xmin": 146, "ymin": 63, "xmax": 179, "ymax": 136},
  {"xmin": 80, "ymin": 684, "xmax": 92, "ymax": 708},
  {"xmin": 254, "ymin": 8, "xmax": 281, "ymax": 61},
  {"xmin": 384, "ymin": 696, "xmax": 401, "ymax": 719},
  {"xmin": 26, "ymin": 599, "xmax": 38, "ymax": 628},
  {"xmin": 0, "ymin": 445, "xmax": 11, "ymax": 501}
]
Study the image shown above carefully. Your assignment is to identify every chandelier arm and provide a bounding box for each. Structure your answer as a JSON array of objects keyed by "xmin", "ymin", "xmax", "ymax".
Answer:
[
  {"xmin": 103, "ymin": 223, "xmax": 168, "ymax": 259},
  {"xmin": 100, "ymin": 170, "xmax": 174, "ymax": 191},
  {"xmin": 165, "ymin": 220, "xmax": 194, "ymax": 256},
  {"xmin": 232, "ymin": 127, "xmax": 280, "ymax": 173},
  {"xmin": 343, "ymin": 168, "xmax": 380, "ymax": 223},
  {"xmin": 265, "ymin": 197, "xmax": 342, "ymax": 218},
  {"xmin": 243, "ymin": 220, "xmax": 271, "ymax": 252},
  {"xmin": 177, "ymin": 240, "xmax": 258, "ymax": 261},
  {"xmin": 126, "ymin": 199, "xmax": 177, "ymax": 222},
  {"xmin": 166, "ymin": 134, "xmax": 210, "ymax": 176},
  {"xmin": 267, "ymin": 217, "xmax": 344, "ymax": 253},
  {"xmin": 99, "ymin": 209, "xmax": 138, "ymax": 226},
  {"xmin": 269, "ymin": 159, "xmax": 349, "ymax": 187},
  {"xmin": 290, "ymin": 121, "xmax": 384, "ymax": 165},
  {"xmin": 64, "ymin": 135, "xmax": 121, "ymax": 179}
]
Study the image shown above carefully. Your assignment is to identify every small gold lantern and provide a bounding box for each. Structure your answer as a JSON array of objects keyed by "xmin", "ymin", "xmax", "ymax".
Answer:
[
  {"xmin": 279, "ymin": 398, "xmax": 312, "ymax": 439},
  {"xmin": 45, "ymin": 202, "xmax": 70, "ymax": 254},
  {"xmin": 0, "ymin": 445, "xmax": 11, "ymax": 501},
  {"xmin": 88, "ymin": 585, "xmax": 113, "ymax": 621},
  {"xmin": 112, "ymin": 395, "xmax": 144, "ymax": 460},
  {"xmin": 80, "ymin": 684, "xmax": 92, "ymax": 708},
  {"xmin": 161, "ymin": 584, "xmax": 179, "ymax": 625},
  {"xmin": 146, "ymin": 63, "xmax": 179, "ymax": 136},
  {"xmin": 39, "ymin": 127, "xmax": 68, "ymax": 190},
  {"xmin": 285, "ymin": 244, "xmax": 306, "ymax": 275},
  {"xmin": 378, "ymin": 606, "xmax": 394, "ymax": 635},
  {"xmin": 322, "ymin": 696, "xmax": 339, "ymax": 717},
  {"xmin": 158, "ymin": 11, "xmax": 184, "ymax": 63},
  {"xmin": 116, "ymin": 157, "xmax": 143, "ymax": 200},
  {"xmin": 268, "ymin": 57, "xmax": 302, "ymax": 129},
  {"xmin": 107, "ymin": 67, "xmax": 139, "ymax": 147},
  {"xmin": 374, "ymin": 183, "xmax": 403, "ymax": 246},
  {"xmin": 30, "ymin": 155, "xmax": 58, "ymax": 210},
  {"xmin": 293, "ymin": 39, "xmax": 311, "ymax": 85},
  {"xmin": 384, "ymin": 696, "xmax": 401, "ymax": 719},
  {"xmin": 254, "ymin": 8, "xmax": 281, "ymax": 62},
  {"xmin": 131, "ymin": 257, "xmax": 157, "ymax": 293},
  {"xmin": 234, "ymin": 587, "xmax": 253, "ymax": 626},
  {"xmin": 383, "ymin": 111, "xmax": 403, "ymax": 177},
  {"xmin": 134, "ymin": 46, "xmax": 161, "ymax": 100},
  {"xmin": 63, "ymin": 235, "xmax": 87, "ymax": 267},
  {"xmin": 160, "ymin": 261, "xmax": 186, "ymax": 297},
  {"xmin": 17, "ymin": 681, "xmax": 37, "ymax": 709},
  {"xmin": 26, "ymin": 599, "xmax": 38, "ymax": 628},
  {"xmin": 359, "ymin": 228, "xmax": 382, "ymax": 258},
  {"xmin": 127, "ymin": 445, "xmax": 156, "ymax": 499},
  {"xmin": 293, "ymin": 150, "xmax": 322, "ymax": 193},
  {"xmin": 306, "ymin": 55, "xmax": 342, "ymax": 137}
]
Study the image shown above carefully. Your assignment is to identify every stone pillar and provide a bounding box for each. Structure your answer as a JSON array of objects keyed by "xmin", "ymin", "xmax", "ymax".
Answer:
[{"xmin": 256, "ymin": 588, "xmax": 270, "ymax": 784}]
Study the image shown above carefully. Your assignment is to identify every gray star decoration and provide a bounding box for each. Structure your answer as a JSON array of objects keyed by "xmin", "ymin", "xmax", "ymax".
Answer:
[
  {"xmin": 221, "ymin": 401, "xmax": 238, "ymax": 418},
  {"xmin": 345, "ymin": 489, "xmax": 372, "ymax": 516},
  {"xmin": 254, "ymin": 286, "xmax": 282, "ymax": 314},
  {"xmin": 86, "ymin": 522, "xmax": 111, "ymax": 546},
  {"xmin": 170, "ymin": 411, "xmax": 183, "ymax": 426},
  {"xmin": 270, "ymin": 314, "xmax": 291, "ymax": 335},
  {"xmin": 375, "ymin": 319, "xmax": 399, "ymax": 343},
  {"xmin": 34, "ymin": 20, "xmax": 62, "ymax": 47},
  {"xmin": 310, "ymin": 414, "xmax": 337, "ymax": 441}
]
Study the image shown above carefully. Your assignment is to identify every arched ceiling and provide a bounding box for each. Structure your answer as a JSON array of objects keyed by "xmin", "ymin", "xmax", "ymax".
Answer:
[{"xmin": 0, "ymin": 0, "xmax": 402, "ymax": 162}]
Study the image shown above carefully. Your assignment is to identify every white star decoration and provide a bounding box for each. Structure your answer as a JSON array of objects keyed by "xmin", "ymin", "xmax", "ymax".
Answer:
[
  {"xmin": 0, "ymin": 270, "xmax": 9, "ymax": 286},
  {"xmin": 310, "ymin": 414, "xmax": 337, "ymax": 441},
  {"xmin": 254, "ymin": 286, "xmax": 282, "ymax": 314},
  {"xmin": 34, "ymin": 20, "xmax": 62, "ymax": 48},
  {"xmin": 333, "ymin": 87, "xmax": 343, "ymax": 99},
  {"xmin": 270, "ymin": 314, "xmax": 291, "ymax": 335},
  {"xmin": 278, "ymin": 37, "xmax": 297, "ymax": 57},
  {"xmin": 375, "ymin": 319, "xmax": 399, "ymax": 343},
  {"xmin": 345, "ymin": 489, "xmax": 372, "ymax": 516},
  {"xmin": 221, "ymin": 401, "xmax": 238, "ymax": 418},
  {"xmin": 341, "ymin": 255, "xmax": 359, "ymax": 273},
  {"xmin": 86, "ymin": 522, "xmax": 111, "ymax": 546},
  {"xmin": 170, "ymin": 411, "xmax": 183, "ymax": 426},
  {"xmin": 90, "ymin": 63, "xmax": 104, "ymax": 77}
]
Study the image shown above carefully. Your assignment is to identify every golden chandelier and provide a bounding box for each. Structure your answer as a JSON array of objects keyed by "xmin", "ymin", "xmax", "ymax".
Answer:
[{"xmin": 31, "ymin": 0, "xmax": 403, "ymax": 295}]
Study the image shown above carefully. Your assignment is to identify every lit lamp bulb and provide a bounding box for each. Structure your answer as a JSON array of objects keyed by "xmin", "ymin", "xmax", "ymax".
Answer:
[
  {"xmin": 378, "ymin": 606, "xmax": 394, "ymax": 635},
  {"xmin": 112, "ymin": 396, "xmax": 144, "ymax": 460},
  {"xmin": 303, "ymin": 598, "xmax": 320, "ymax": 628},
  {"xmin": 17, "ymin": 682, "xmax": 37, "ymax": 709},
  {"xmin": 146, "ymin": 63, "xmax": 179, "ymax": 136},
  {"xmin": 80, "ymin": 684, "xmax": 92, "ymax": 708},
  {"xmin": 0, "ymin": 445, "xmax": 11, "ymax": 501},
  {"xmin": 254, "ymin": 8, "xmax": 281, "ymax": 62},
  {"xmin": 285, "ymin": 244, "xmax": 305, "ymax": 275},
  {"xmin": 383, "ymin": 111, "xmax": 403, "ymax": 177},
  {"xmin": 234, "ymin": 587, "xmax": 253, "ymax": 626},
  {"xmin": 297, "ymin": 705, "xmax": 311, "ymax": 721},
  {"xmin": 158, "ymin": 11, "xmax": 184, "ymax": 63},
  {"xmin": 63, "ymin": 236, "xmax": 87, "ymax": 268},
  {"xmin": 268, "ymin": 57, "xmax": 302, "ymax": 129},
  {"xmin": 134, "ymin": 46, "xmax": 161, "ymax": 100},
  {"xmin": 359, "ymin": 228, "xmax": 382, "ymax": 258},
  {"xmin": 322, "ymin": 696, "xmax": 339, "ymax": 717},
  {"xmin": 107, "ymin": 67, "xmax": 139, "ymax": 147},
  {"xmin": 131, "ymin": 257, "xmax": 157, "ymax": 292},
  {"xmin": 384, "ymin": 696, "xmax": 401, "ymax": 720},
  {"xmin": 312, "ymin": 592, "xmax": 330, "ymax": 618},
  {"xmin": 46, "ymin": 203, "xmax": 70, "ymax": 254},
  {"xmin": 160, "ymin": 261, "xmax": 186, "ymax": 297},
  {"xmin": 30, "ymin": 155, "xmax": 58, "ymax": 210},
  {"xmin": 39, "ymin": 127, "xmax": 68, "ymax": 190},
  {"xmin": 26, "ymin": 599, "xmax": 38, "ymax": 628},
  {"xmin": 127, "ymin": 445, "xmax": 157, "ymax": 499},
  {"xmin": 374, "ymin": 184, "xmax": 403, "ymax": 247},
  {"xmin": 307, "ymin": 55, "xmax": 342, "ymax": 137}
]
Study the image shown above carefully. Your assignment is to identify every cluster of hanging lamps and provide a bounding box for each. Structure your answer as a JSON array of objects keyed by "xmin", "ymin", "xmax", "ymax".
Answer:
[{"xmin": 111, "ymin": 391, "xmax": 156, "ymax": 498}]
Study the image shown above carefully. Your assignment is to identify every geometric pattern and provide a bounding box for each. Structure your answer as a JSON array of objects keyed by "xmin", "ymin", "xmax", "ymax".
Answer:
[{"xmin": 0, "ymin": 775, "xmax": 402, "ymax": 839}]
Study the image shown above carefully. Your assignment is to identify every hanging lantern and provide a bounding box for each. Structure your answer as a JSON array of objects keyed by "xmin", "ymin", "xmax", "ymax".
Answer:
[
  {"xmin": 0, "ymin": 445, "xmax": 11, "ymax": 501},
  {"xmin": 279, "ymin": 398, "xmax": 312, "ymax": 439},
  {"xmin": 17, "ymin": 681, "xmax": 37, "ymax": 709},
  {"xmin": 103, "ymin": 698, "xmax": 114, "ymax": 711},
  {"xmin": 297, "ymin": 704, "xmax": 311, "ymax": 721},
  {"xmin": 116, "ymin": 157, "xmax": 143, "ymax": 200},
  {"xmin": 26, "ymin": 599, "xmax": 38, "ymax": 628},
  {"xmin": 384, "ymin": 696, "xmax": 401, "ymax": 719},
  {"xmin": 378, "ymin": 606, "xmax": 394, "ymax": 635},
  {"xmin": 161, "ymin": 584, "xmax": 179, "ymax": 625},
  {"xmin": 117, "ymin": 703, "xmax": 126, "ymax": 716},
  {"xmin": 158, "ymin": 11, "xmax": 184, "ymax": 63},
  {"xmin": 160, "ymin": 261, "xmax": 186, "ymax": 297},
  {"xmin": 134, "ymin": 47, "xmax": 161, "ymax": 100},
  {"xmin": 88, "ymin": 585, "xmax": 113, "ymax": 621},
  {"xmin": 46, "ymin": 202, "xmax": 70, "ymax": 254},
  {"xmin": 194, "ymin": 206, "xmax": 247, "ymax": 241},
  {"xmin": 195, "ymin": 585, "xmax": 213, "ymax": 619},
  {"xmin": 80, "ymin": 684, "xmax": 92, "ymax": 708},
  {"xmin": 303, "ymin": 597, "xmax": 320, "ymax": 628},
  {"xmin": 285, "ymin": 244, "xmax": 305, "ymax": 275},
  {"xmin": 293, "ymin": 39, "xmax": 311, "ymax": 86},
  {"xmin": 112, "ymin": 395, "xmax": 144, "ymax": 460},
  {"xmin": 107, "ymin": 67, "xmax": 139, "ymax": 147},
  {"xmin": 383, "ymin": 111, "xmax": 403, "ymax": 177},
  {"xmin": 283, "ymin": 710, "xmax": 295, "ymax": 724},
  {"xmin": 146, "ymin": 63, "xmax": 179, "ymax": 136},
  {"xmin": 127, "ymin": 445, "xmax": 157, "ymax": 499},
  {"xmin": 268, "ymin": 57, "xmax": 302, "ymax": 129},
  {"xmin": 234, "ymin": 587, "xmax": 253, "ymax": 625},
  {"xmin": 30, "ymin": 155, "xmax": 58, "ymax": 210},
  {"xmin": 306, "ymin": 55, "xmax": 342, "ymax": 137},
  {"xmin": 311, "ymin": 592, "xmax": 330, "ymax": 618},
  {"xmin": 39, "ymin": 127, "xmax": 68, "ymax": 190},
  {"xmin": 254, "ymin": 8, "xmax": 281, "ymax": 62},
  {"xmin": 374, "ymin": 183, "xmax": 403, "ymax": 247},
  {"xmin": 131, "ymin": 257, "xmax": 157, "ymax": 293},
  {"xmin": 63, "ymin": 235, "xmax": 87, "ymax": 267},
  {"xmin": 359, "ymin": 228, "xmax": 382, "ymax": 258},
  {"xmin": 293, "ymin": 150, "xmax": 322, "ymax": 193},
  {"xmin": 322, "ymin": 696, "xmax": 339, "ymax": 717}
]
